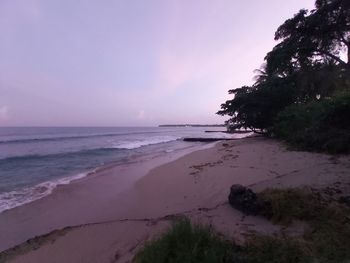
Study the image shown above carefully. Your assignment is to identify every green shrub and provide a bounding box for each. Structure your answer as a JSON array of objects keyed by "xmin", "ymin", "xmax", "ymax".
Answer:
[{"xmin": 273, "ymin": 92, "xmax": 350, "ymax": 154}]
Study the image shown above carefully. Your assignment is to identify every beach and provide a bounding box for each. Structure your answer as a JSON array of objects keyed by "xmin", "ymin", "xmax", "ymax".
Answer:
[
  {"xmin": 1, "ymin": 136, "xmax": 350, "ymax": 263},
  {"xmin": 1, "ymin": 0, "xmax": 348, "ymax": 261}
]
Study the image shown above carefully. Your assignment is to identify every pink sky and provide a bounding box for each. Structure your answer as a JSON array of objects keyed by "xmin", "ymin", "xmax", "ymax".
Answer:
[{"xmin": 0, "ymin": 0, "xmax": 315, "ymax": 126}]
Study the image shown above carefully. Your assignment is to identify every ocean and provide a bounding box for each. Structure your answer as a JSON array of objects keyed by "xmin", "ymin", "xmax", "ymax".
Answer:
[{"xmin": 0, "ymin": 126, "xmax": 240, "ymax": 213}]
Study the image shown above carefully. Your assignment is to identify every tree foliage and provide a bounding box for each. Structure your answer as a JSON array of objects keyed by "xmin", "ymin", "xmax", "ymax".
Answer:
[
  {"xmin": 217, "ymin": 78, "xmax": 296, "ymax": 132},
  {"xmin": 266, "ymin": 0, "xmax": 350, "ymax": 76},
  {"xmin": 273, "ymin": 91, "xmax": 350, "ymax": 153},
  {"xmin": 218, "ymin": 0, "xmax": 350, "ymax": 147}
]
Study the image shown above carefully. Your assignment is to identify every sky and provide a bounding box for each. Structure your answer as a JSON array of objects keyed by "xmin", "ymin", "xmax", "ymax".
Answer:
[{"xmin": 0, "ymin": 0, "xmax": 316, "ymax": 127}]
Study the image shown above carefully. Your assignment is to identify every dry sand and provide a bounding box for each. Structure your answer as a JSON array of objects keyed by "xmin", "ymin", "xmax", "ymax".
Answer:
[{"xmin": 1, "ymin": 137, "xmax": 350, "ymax": 263}]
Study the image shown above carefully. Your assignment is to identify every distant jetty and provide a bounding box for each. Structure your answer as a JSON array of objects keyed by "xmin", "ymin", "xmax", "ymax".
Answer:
[
  {"xmin": 183, "ymin": 137, "xmax": 237, "ymax": 142},
  {"xmin": 159, "ymin": 124, "xmax": 225, "ymax": 127}
]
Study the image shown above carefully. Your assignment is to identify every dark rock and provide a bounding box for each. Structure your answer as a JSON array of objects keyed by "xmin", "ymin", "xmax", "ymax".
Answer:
[{"xmin": 228, "ymin": 184, "xmax": 261, "ymax": 215}]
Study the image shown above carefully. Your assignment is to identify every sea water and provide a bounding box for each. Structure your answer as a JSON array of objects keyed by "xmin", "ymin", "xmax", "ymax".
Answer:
[{"xmin": 0, "ymin": 126, "xmax": 237, "ymax": 213}]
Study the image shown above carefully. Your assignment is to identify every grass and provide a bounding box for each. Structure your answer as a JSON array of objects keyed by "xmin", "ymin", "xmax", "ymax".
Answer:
[
  {"xmin": 134, "ymin": 189, "xmax": 350, "ymax": 263},
  {"xmin": 257, "ymin": 188, "xmax": 350, "ymax": 263},
  {"xmin": 243, "ymin": 235, "xmax": 312, "ymax": 263},
  {"xmin": 304, "ymin": 203, "xmax": 350, "ymax": 263},
  {"xmin": 133, "ymin": 218, "xmax": 312, "ymax": 263},
  {"xmin": 133, "ymin": 218, "xmax": 236, "ymax": 263},
  {"xmin": 256, "ymin": 188, "xmax": 322, "ymax": 224}
]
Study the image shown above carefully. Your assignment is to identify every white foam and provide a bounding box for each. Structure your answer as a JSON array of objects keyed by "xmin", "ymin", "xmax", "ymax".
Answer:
[
  {"xmin": 0, "ymin": 172, "xmax": 88, "ymax": 213},
  {"xmin": 109, "ymin": 136, "xmax": 179, "ymax": 150}
]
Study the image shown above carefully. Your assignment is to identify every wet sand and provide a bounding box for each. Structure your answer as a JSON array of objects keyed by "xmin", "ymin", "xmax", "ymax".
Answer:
[{"xmin": 0, "ymin": 143, "xmax": 210, "ymax": 252}]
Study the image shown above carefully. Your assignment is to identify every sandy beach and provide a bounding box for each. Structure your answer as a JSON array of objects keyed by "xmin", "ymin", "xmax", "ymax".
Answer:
[
  {"xmin": 1, "ymin": 0, "xmax": 348, "ymax": 261},
  {"xmin": 1, "ymin": 137, "xmax": 350, "ymax": 263}
]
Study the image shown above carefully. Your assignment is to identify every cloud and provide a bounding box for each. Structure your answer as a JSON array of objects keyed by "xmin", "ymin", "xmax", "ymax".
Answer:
[{"xmin": 0, "ymin": 106, "xmax": 9, "ymax": 121}]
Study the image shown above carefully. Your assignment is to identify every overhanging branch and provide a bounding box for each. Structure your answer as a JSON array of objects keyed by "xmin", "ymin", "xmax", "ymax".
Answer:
[{"xmin": 314, "ymin": 50, "xmax": 348, "ymax": 66}]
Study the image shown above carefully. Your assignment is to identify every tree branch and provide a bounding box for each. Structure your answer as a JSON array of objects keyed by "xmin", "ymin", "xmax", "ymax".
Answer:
[
  {"xmin": 339, "ymin": 35, "xmax": 349, "ymax": 46},
  {"xmin": 314, "ymin": 50, "xmax": 348, "ymax": 66}
]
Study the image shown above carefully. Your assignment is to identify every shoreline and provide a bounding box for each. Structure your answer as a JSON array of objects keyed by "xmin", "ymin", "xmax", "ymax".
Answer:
[
  {"xmin": 2, "ymin": 137, "xmax": 350, "ymax": 263},
  {"xmin": 0, "ymin": 171, "xmax": 91, "ymax": 214},
  {"xmin": 0, "ymin": 140, "xmax": 217, "ymax": 252},
  {"xmin": 0, "ymin": 136, "xmax": 222, "ymax": 216}
]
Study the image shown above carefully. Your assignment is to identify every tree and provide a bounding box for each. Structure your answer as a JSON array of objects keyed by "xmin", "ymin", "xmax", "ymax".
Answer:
[
  {"xmin": 217, "ymin": 77, "xmax": 296, "ymax": 133},
  {"xmin": 218, "ymin": 0, "xmax": 350, "ymax": 133},
  {"xmin": 266, "ymin": 0, "xmax": 350, "ymax": 76}
]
